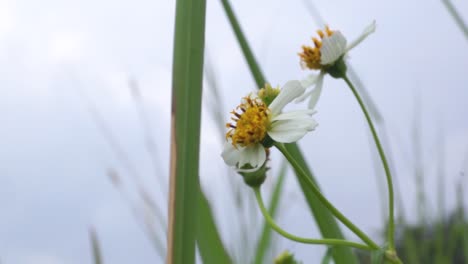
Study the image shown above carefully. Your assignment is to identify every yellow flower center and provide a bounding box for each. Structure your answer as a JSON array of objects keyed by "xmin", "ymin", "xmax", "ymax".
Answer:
[
  {"xmin": 299, "ymin": 26, "xmax": 334, "ymax": 70},
  {"xmin": 226, "ymin": 96, "xmax": 270, "ymax": 147}
]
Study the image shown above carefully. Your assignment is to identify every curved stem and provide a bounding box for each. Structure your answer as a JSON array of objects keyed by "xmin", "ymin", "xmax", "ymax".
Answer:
[
  {"xmin": 274, "ymin": 142, "xmax": 379, "ymax": 250},
  {"xmin": 343, "ymin": 75, "xmax": 396, "ymax": 250},
  {"xmin": 253, "ymin": 187, "xmax": 373, "ymax": 251}
]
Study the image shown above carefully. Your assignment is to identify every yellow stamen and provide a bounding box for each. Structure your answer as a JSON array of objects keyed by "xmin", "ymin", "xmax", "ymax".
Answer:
[
  {"xmin": 226, "ymin": 96, "xmax": 270, "ymax": 147},
  {"xmin": 299, "ymin": 26, "xmax": 335, "ymax": 70}
]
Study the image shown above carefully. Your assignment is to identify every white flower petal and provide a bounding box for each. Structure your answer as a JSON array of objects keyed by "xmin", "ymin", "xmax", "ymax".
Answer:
[
  {"xmin": 221, "ymin": 141, "xmax": 242, "ymax": 166},
  {"xmin": 345, "ymin": 20, "xmax": 376, "ymax": 53},
  {"xmin": 295, "ymin": 90, "xmax": 313, "ymax": 104},
  {"xmin": 299, "ymin": 73, "xmax": 319, "ymax": 89},
  {"xmin": 268, "ymin": 118, "xmax": 318, "ymax": 143},
  {"xmin": 272, "ymin": 109, "xmax": 316, "ymax": 121},
  {"xmin": 320, "ymin": 32, "xmax": 347, "ymax": 65},
  {"xmin": 238, "ymin": 144, "xmax": 266, "ymax": 170},
  {"xmin": 307, "ymin": 73, "xmax": 324, "ymax": 110},
  {"xmin": 269, "ymin": 80, "xmax": 305, "ymax": 115}
]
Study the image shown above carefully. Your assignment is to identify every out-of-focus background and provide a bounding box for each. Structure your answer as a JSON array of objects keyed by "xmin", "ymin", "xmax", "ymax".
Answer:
[{"xmin": 1, "ymin": 0, "xmax": 467, "ymax": 263}]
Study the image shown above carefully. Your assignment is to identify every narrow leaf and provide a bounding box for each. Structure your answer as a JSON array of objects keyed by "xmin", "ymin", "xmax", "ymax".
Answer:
[
  {"xmin": 219, "ymin": 0, "xmax": 266, "ymax": 87},
  {"xmin": 442, "ymin": 0, "xmax": 468, "ymax": 40},
  {"xmin": 167, "ymin": 0, "xmax": 207, "ymax": 263},
  {"xmin": 370, "ymin": 247, "xmax": 385, "ymax": 264},
  {"xmin": 197, "ymin": 191, "xmax": 233, "ymax": 264},
  {"xmin": 89, "ymin": 227, "xmax": 103, "ymax": 264},
  {"xmin": 321, "ymin": 248, "xmax": 334, "ymax": 264}
]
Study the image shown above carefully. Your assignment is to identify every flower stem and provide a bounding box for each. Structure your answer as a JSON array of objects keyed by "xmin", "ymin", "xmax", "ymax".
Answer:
[
  {"xmin": 253, "ymin": 187, "xmax": 373, "ymax": 251},
  {"xmin": 274, "ymin": 142, "xmax": 379, "ymax": 250},
  {"xmin": 342, "ymin": 75, "xmax": 396, "ymax": 250}
]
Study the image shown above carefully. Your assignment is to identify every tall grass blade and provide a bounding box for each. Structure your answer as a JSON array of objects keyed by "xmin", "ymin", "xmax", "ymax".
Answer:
[
  {"xmin": 219, "ymin": 1, "xmax": 358, "ymax": 262},
  {"xmin": 89, "ymin": 227, "xmax": 103, "ymax": 264},
  {"xmin": 197, "ymin": 191, "xmax": 233, "ymax": 264},
  {"xmin": 321, "ymin": 248, "xmax": 334, "ymax": 264},
  {"xmin": 219, "ymin": 0, "xmax": 266, "ymax": 86},
  {"xmin": 434, "ymin": 127, "xmax": 446, "ymax": 262},
  {"xmin": 442, "ymin": 0, "xmax": 468, "ymax": 41},
  {"xmin": 254, "ymin": 159, "xmax": 287, "ymax": 264},
  {"xmin": 167, "ymin": 0, "xmax": 207, "ymax": 263}
]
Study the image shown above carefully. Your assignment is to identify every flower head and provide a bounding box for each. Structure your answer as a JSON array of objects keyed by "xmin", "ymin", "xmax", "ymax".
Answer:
[
  {"xmin": 222, "ymin": 81, "xmax": 317, "ymax": 173},
  {"xmin": 297, "ymin": 21, "xmax": 376, "ymax": 109},
  {"xmin": 299, "ymin": 21, "xmax": 376, "ymax": 71}
]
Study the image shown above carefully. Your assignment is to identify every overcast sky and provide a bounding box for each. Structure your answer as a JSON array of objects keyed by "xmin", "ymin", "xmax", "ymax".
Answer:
[{"xmin": 0, "ymin": 0, "xmax": 467, "ymax": 263}]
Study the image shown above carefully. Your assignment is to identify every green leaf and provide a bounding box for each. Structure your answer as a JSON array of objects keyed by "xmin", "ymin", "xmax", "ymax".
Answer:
[
  {"xmin": 442, "ymin": 0, "xmax": 468, "ymax": 40},
  {"xmin": 370, "ymin": 247, "xmax": 385, "ymax": 264},
  {"xmin": 219, "ymin": 1, "xmax": 358, "ymax": 263},
  {"xmin": 254, "ymin": 159, "xmax": 287, "ymax": 264},
  {"xmin": 219, "ymin": 0, "xmax": 265, "ymax": 87},
  {"xmin": 321, "ymin": 248, "xmax": 334, "ymax": 264},
  {"xmin": 89, "ymin": 227, "xmax": 103, "ymax": 264},
  {"xmin": 284, "ymin": 144, "xmax": 359, "ymax": 264},
  {"xmin": 167, "ymin": 0, "xmax": 207, "ymax": 263},
  {"xmin": 197, "ymin": 191, "xmax": 233, "ymax": 264}
]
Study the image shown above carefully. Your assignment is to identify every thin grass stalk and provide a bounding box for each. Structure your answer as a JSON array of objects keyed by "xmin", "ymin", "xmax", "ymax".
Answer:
[
  {"xmin": 73, "ymin": 77, "xmax": 167, "ymax": 256},
  {"xmin": 128, "ymin": 78, "xmax": 168, "ymax": 197},
  {"xmin": 219, "ymin": 0, "xmax": 265, "ymax": 86},
  {"xmin": 167, "ymin": 0, "xmax": 206, "ymax": 262},
  {"xmin": 219, "ymin": 1, "xmax": 358, "ymax": 262},
  {"xmin": 435, "ymin": 127, "xmax": 446, "ymax": 262},
  {"xmin": 89, "ymin": 227, "xmax": 103, "ymax": 264},
  {"xmin": 108, "ymin": 169, "xmax": 166, "ymax": 258},
  {"xmin": 441, "ymin": 0, "xmax": 468, "ymax": 40}
]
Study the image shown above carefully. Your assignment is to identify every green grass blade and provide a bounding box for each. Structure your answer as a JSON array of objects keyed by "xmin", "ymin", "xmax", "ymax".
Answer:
[
  {"xmin": 284, "ymin": 144, "xmax": 358, "ymax": 264},
  {"xmin": 89, "ymin": 227, "xmax": 103, "ymax": 264},
  {"xmin": 219, "ymin": 0, "xmax": 266, "ymax": 86},
  {"xmin": 254, "ymin": 159, "xmax": 287, "ymax": 264},
  {"xmin": 167, "ymin": 0, "xmax": 207, "ymax": 263},
  {"xmin": 321, "ymin": 248, "xmax": 334, "ymax": 264},
  {"xmin": 197, "ymin": 191, "xmax": 233, "ymax": 264},
  {"xmin": 442, "ymin": 0, "xmax": 468, "ymax": 40},
  {"xmin": 219, "ymin": 1, "xmax": 358, "ymax": 263}
]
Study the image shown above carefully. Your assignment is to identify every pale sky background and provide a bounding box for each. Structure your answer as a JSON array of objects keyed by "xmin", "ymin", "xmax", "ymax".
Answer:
[{"xmin": 0, "ymin": 0, "xmax": 468, "ymax": 263}]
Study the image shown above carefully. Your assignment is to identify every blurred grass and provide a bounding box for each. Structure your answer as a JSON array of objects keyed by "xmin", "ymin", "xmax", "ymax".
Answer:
[
  {"xmin": 219, "ymin": 0, "xmax": 359, "ymax": 263},
  {"xmin": 167, "ymin": 0, "xmax": 207, "ymax": 262},
  {"xmin": 89, "ymin": 227, "xmax": 103, "ymax": 264},
  {"xmin": 442, "ymin": 0, "xmax": 468, "ymax": 40}
]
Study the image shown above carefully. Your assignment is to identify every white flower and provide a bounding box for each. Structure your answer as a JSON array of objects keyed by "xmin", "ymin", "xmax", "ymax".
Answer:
[
  {"xmin": 221, "ymin": 80, "xmax": 318, "ymax": 172},
  {"xmin": 297, "ymin": 21, "xmax": 376, "ymax": 109}
]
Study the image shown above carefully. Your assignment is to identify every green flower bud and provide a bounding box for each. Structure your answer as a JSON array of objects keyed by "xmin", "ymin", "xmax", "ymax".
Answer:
[
  {"xmin": 258, "ymin": 83, "xmax": 280, "ymax": 106},
  {"xmin": 274, "ymin": 250, "xmax": 300, "ymax": 264},
  {"xmin": 239, "ymin": 162, "xmax": 268, "ymax": 188}
]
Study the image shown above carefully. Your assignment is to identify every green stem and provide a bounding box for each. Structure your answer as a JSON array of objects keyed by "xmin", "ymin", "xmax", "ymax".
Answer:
[
  {"xmin": 342, "ymin": 75, "xmax": 396, "ymax": 250},
  {"xmin": 274, "ymin": 142, "xmax": 379, "ymax": 250},
  {"xmin": 253, "ymin": 187, "xmax": 373, "ymax": 251}
]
